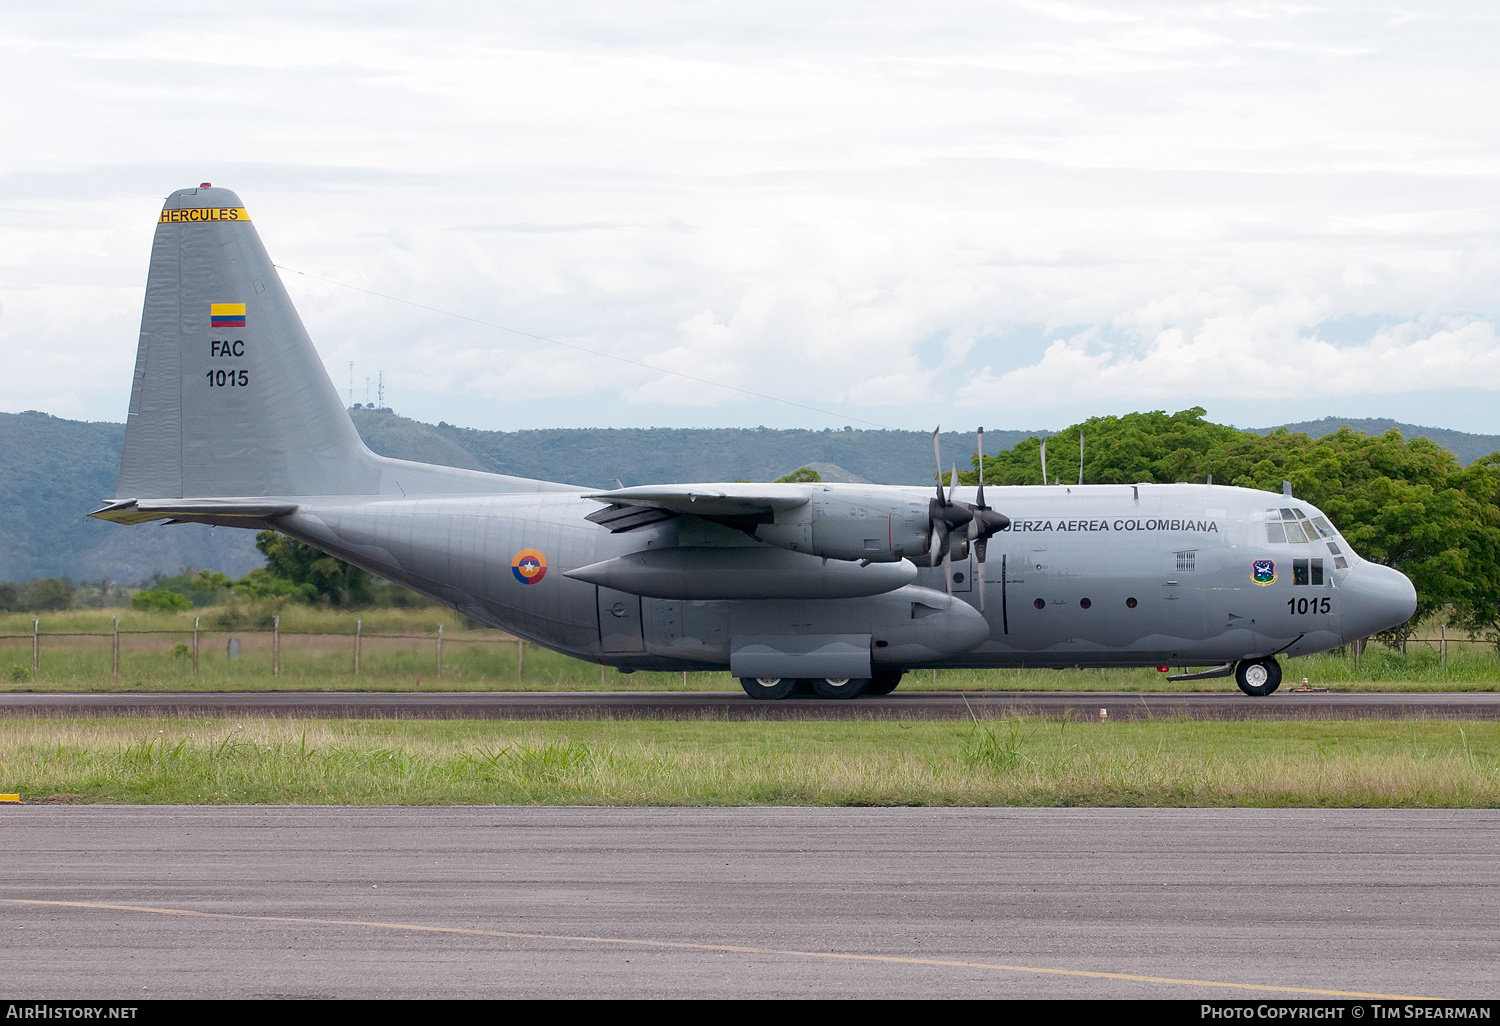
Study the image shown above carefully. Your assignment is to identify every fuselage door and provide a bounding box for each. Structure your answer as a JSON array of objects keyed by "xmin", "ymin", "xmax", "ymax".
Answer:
[{"xmin": 597, "ymin": 586, "xmax": 645, "ymax": 653}]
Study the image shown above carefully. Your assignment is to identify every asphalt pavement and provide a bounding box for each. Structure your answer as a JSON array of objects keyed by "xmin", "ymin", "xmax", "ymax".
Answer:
[
  {"xmin": 2, "ymin": 806, "xmax": 1496, "ymax": 999},
  {"xmin": 0, "ymin": 689, "xmax": 1497, "ymax": 720}
]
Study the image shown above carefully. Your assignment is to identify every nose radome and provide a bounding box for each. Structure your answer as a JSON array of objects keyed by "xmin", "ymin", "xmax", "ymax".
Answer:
[{"xmin": 1343, "ymin": 562, "xmax": 1417, "ymax": 643}]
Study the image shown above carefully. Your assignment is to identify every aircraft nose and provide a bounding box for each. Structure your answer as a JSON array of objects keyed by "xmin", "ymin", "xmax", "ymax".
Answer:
[{"xmin": 1342, "ymin": 562, "xmax": 1417, "ymax": 643}]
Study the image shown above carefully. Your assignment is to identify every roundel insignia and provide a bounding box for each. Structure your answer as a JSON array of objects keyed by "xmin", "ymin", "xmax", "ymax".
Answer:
[
  {"xmin": 511, "ymin": 549, "xmax": 547, "ymax": 585},
  {"xmin": 1251, "ymin": 559, "xmax": 1277, "ymax": 586}
]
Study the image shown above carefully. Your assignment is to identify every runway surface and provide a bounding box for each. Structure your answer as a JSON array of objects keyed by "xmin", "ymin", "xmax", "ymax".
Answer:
[
  {"xmin": 2, "ymin": 806, "xmax": 1495, "ymax": 999},
  {"xmin": 1, "ymin": 689, "xmax": 1498, "ymax": 720}
]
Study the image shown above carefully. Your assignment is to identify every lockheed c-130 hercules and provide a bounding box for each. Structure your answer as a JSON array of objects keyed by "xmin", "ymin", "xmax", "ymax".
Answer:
[{"xmin": 92, "ymin": 186, "xmax": 1419, "ymax": 699}]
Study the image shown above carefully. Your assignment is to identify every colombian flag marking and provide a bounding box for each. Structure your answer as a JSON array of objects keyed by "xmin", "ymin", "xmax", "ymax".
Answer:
[
  {"xmin": 211, "ymin": 303, "xmax": 246, "ymax": 329},
  {"xmin": 512, "ymin": 549, "xmax": 547, "ymax": 585}
]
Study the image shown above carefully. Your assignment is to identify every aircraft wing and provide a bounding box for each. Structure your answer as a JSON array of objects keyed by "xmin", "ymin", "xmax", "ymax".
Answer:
[{"xmin": 583, "ymin": 484, "xmax": 810, "ymax": 532}]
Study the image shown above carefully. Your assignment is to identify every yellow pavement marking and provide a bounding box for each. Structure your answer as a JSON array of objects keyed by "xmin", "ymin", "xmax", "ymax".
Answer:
[{"xmin": 9, "ymin": 899, "xmax": 1432, "ymax": 1000}]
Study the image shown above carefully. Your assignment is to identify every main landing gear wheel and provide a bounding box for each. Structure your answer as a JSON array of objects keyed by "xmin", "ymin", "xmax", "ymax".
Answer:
[
  {"xmin": 812, "ymin": 677, "xmax": 869, "ymax": 700},
  {"xmin": 1235, "ymin": 658, "xmax": 1282, "ymax": 697},
  {"xmin": 865, "ymin": 671, "xmax": 903, "ymax": 696},
  {"xmin": 740, "ymin": 677, "xmax": 796, "ymax": 701}
]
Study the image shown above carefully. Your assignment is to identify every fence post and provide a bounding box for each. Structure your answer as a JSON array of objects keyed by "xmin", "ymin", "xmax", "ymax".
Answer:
[
  {"xmin": 112, "ymin": 618, "xmax": 120, "ymax": 682},
  {"xmin": 517, "ymin": 639, "xmax": 524, "ymax": 681},
  {"xmin": 31, "ymin": 619, "xmax": 38, "ymax": 677},
  {"xmin": 682, "ymin": 670, "xmax": 687, "ymax": 687},
  {"xmin": 273, "ymin": 615, "xmax": 280, "ymax": 678},
  {"xmin": 192, "ymin": 617, "xmax": 199, "ymax": 677},
  {"xmin": 355, "ymin": 619, "xmax": 362, "ymax": 677},
  {"xmin": 1441, "ymin": 624, "xmax": 1446, "ymax": 671}
]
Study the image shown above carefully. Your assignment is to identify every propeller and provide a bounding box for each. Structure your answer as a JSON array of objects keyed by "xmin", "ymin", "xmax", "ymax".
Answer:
[{"xmin": 928, "ymin": 427, "xmax": 1010, "ymax": 604}]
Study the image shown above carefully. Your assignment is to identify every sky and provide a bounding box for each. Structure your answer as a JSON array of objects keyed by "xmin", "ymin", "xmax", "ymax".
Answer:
[{"xmin": 2, "ymin": 1, "xmax": 1499, "ymax": 435}]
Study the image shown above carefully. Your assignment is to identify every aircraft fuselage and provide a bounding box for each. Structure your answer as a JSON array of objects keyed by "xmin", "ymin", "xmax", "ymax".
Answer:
[{"xmin": 271, "ymin": 480, "xmax": 1415, "ymax": 672}]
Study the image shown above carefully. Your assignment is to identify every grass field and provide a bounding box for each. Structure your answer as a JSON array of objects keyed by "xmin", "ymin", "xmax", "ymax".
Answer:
[
  {"xmin": 2, "ymin": 608, "xmax": 1496, "ymax": 692},
  {"xmin": 2, "ymin": 716, "xmax": 1496, "ymax": 807}
]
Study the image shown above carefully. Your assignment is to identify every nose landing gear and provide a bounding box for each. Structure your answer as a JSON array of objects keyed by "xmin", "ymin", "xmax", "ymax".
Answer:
[{"xmin": 1235, "ymin": 657, "xmax": 1282, "ymax": 697}]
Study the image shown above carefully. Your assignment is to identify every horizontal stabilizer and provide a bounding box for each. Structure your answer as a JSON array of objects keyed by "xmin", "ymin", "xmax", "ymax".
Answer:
[{"xmin": 90, "ymin": 497, "xmax": 298, "ymax": 526}]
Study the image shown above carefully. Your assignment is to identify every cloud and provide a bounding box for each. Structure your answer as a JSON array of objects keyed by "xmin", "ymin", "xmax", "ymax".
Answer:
[{"xmin": 1, "ymin": 2, "xmax": 1499, "ymax": 431}]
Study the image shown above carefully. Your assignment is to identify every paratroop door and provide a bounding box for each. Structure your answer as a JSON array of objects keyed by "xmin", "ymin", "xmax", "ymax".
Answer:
[{"xmin": 597, "ymin": 586, "xmax": 645, "ymax": 653}]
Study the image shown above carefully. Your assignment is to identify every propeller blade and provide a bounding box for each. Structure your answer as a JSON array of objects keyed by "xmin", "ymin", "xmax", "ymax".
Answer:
[
  {"xmin": 932, "ymin": 427, "xmax": 945, "ymax": 504},
  {"xmin": 976, "ymin": 426, "xmax": 986, "ymax": 509},
  {"xmin": 929, "ymin": 524, "xmax": 945, "ymax": 568},
  {"xmin": 975, "ymin": 552, "xmax": 985, "ymax": 610},
  {"xmin": 949, "ymin": 462, "xmax": 959, "ymax": 505},
  {"xmin": 943, "ymin": 545, "xmax": 953, "ymax": 596}
]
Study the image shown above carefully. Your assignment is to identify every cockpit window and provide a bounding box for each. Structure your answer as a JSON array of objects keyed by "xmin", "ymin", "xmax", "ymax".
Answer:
[
  {"xmin": 1310, "ymin": 516, "xmax": 1335, "ymax": 539},
  {"xmin": 1283, "ymin": 520, "xmax": 1309, "ymax": 543},
  {"xmin": 1265, "ymin": 522, "xmax": 1287, "ymax": 543},
  {"xmin": 1280, "ymin": 508, "xmax": 1296, "ymax": 520}
]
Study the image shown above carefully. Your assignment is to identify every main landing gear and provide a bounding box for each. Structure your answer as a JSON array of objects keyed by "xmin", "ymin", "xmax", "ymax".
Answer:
[
  {"xmin": 1235, "ymin": 657, "xmax": 1283, "ymax": 697},
  {"xmin": 739, "ymin": 672, "xmax": 904, "ymax": 701}
]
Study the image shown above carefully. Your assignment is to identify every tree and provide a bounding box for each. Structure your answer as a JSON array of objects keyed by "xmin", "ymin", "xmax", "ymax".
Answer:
[
  {"xmin": 774, "ymin": 466, "xmax": 823, "ymax": 483},
  {"xmin": 24, "ymin": 578, "xmax": 73, "ymax": 611},
  {"xmin": 254, "ymin": 532, "xmax": 373, "ymax": 606},
  {"xmin": 131, "ymin": 589, "xmax": 192, "ymax": 613}
]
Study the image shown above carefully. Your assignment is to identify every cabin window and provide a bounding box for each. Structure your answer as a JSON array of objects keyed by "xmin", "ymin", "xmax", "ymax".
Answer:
[
  {"xmin": 1292, "ymin": 558, "xmax": 1324, "ymax": 585},
  {"xmin": 1264, "ymin": 510, "xmax": 1314, "ymax": 543}
]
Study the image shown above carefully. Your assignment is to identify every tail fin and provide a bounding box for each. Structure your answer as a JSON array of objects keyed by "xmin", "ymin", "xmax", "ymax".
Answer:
[{"xmin": 118, "ymin": 186, "xmax": 378, "ymax": 498}]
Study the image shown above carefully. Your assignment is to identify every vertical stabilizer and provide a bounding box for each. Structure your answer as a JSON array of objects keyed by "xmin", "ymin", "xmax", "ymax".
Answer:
[{"xmin": 118, "ymin": 187, "xmax": 378, "ymax": 498}]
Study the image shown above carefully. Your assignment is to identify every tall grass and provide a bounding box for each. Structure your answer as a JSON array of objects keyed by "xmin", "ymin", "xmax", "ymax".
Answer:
[{"xmin": 2, "ymin": 717, "xmax": 1496, "ymax": 807}]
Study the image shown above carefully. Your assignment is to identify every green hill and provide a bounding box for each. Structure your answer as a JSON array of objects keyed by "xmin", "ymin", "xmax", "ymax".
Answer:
[{"xmin": 1252, "ymin": 417, "xmax": 1500, "ymax": 466}]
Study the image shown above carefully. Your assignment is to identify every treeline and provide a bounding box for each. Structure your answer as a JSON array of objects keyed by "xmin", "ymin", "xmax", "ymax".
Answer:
[
  {"xmin": 4, "ymin": 533, "xmax": 431, "ymax": 614},
  {"xmin": 131, "ymin": 533, "xmax": 432, "ymax": 612},
  {"xmin": 964, "ymin": 408, "xmax": 1500, "ymax": 645}
]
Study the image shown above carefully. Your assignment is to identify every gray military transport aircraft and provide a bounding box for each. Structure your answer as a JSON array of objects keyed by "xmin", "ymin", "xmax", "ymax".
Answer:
[{"xmin": 92, "ymin": 186, "xmax": 1418, "ymax": 699}]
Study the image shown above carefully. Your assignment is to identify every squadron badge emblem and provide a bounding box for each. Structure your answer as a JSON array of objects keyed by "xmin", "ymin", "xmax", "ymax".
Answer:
[
  {"xmin": 1251, "ymin": 559, "xmax": 1277, "ymax": 586},
  {"xmin": 511, "ymin": 548, "xmax": 547, "ymax": 585}
]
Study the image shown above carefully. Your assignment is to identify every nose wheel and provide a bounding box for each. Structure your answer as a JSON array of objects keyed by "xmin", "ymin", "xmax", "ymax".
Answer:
[{"xmin": 1235, "ymin": 658, "xmax": 1282, "ymax": 697}]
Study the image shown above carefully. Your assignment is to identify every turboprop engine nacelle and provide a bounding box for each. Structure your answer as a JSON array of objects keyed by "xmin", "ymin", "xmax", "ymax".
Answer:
[{"xmin": 752, "ymin": 490, "xmax": 934, "ymax": 563}]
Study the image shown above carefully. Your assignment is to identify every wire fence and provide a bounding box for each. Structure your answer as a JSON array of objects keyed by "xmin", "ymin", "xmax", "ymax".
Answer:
[{"xmin": 0, "ymin": 616, "xmax": 529, "ymax": 682}]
